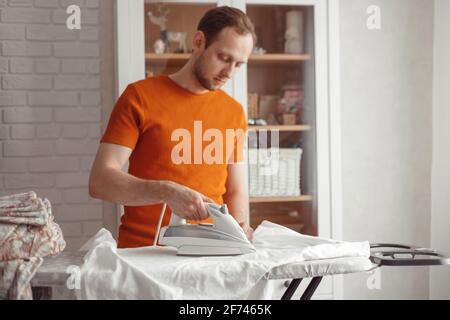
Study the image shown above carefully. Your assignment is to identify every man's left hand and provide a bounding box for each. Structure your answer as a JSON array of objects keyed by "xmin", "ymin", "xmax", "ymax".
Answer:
[{"xmin": 239, "ymin": 222, "xmax": 254, "ymax": 242}]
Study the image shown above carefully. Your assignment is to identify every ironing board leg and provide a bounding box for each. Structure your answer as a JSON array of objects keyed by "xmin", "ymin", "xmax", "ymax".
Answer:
[
  {"xmin": 300, "ymin": 277, "xmax": 323, "ymax": 300},
  {"xmin": 281, "ymin": 278, "xmax": 303, "ymax": 300},
  {"xmin": 31, "ymin": 286, "xmax": 52, "ymax": 300}
]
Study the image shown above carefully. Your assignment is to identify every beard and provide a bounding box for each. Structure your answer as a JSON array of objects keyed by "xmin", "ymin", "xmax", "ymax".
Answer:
[{"xmin": 193, "ymin": 53, "xmax": 220, "ymax": 91}]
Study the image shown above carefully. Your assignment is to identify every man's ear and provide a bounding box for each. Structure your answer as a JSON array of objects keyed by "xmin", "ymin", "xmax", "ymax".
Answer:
[{"xmin": 192, "ymin": 31, "xmax": 206, "ymax": 52}]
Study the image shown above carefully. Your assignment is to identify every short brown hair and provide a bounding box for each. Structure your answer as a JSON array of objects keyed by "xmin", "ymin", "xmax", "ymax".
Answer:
[{"xmin": 197, "ymin": 6, "xmax": 257, "ymax": 49}]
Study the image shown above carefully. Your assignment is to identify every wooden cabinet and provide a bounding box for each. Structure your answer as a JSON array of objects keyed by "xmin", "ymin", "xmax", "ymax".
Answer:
[
  {"xmin": 116, "ymin": 0, "xmax": 342, "ymax": 299},
  {"xmin": 244, "ymin": 3, "xmax": 317, "ymax": 237}
]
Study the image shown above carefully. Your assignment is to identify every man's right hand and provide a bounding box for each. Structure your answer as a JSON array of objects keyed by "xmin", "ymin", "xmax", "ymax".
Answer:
[{"xmin": 164, "ymin": 181, "xmax": 214, "ymax": 221}]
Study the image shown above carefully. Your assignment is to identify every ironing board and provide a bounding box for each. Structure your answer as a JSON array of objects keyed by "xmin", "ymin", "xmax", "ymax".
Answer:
[
  {"xmin": 30, "ymin": 243, "xmax": 450, "ymax": 300},
  {"xmin": 30, "ymin": 250, "xmax": 86, "ymax": 300},
  {"xmin": 280, "ymin": 243, "xmax": 450, "ymax": 300}
]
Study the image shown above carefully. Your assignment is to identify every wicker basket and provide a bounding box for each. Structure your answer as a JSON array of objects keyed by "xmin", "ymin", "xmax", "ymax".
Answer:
[{"xmin": 249, "ymin": 148, "xmax": 302, "ymax": 197}]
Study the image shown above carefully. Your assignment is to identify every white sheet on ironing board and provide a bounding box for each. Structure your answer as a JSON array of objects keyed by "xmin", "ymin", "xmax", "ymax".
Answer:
[{"xmin": 75, "ymin": 221, "xmax": 372, "ymax": 300}]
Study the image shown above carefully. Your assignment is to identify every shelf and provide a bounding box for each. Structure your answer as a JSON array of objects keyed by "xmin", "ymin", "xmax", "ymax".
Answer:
[
  {"xmin": 145, "ymin": 53, "xmax": 311, "ymax": 67},
  {"xmin": 249, "ymin": 195, "xmax": 313, "ymax": 203},
  {"xmin": 146, "ymin": 53, "xmax": 190, "ymax": 61},
  {"xmin": 249, "ymin": 53, "xmax": 311, "ymax": 66},
  {"xmin": 249, "ymin": 125, "xmax": 312, "ymax": 132}
]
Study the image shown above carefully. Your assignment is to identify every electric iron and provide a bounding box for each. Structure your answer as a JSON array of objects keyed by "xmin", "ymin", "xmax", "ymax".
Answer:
[{"xmin": 157, "ymin": 203, "xmax": 256, "ymax": 256}]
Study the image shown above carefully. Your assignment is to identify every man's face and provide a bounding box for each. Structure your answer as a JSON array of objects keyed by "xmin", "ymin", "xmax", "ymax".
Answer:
[{"xmin": 193, "ymin": 27, "xmax": 254, "ymax": 91}]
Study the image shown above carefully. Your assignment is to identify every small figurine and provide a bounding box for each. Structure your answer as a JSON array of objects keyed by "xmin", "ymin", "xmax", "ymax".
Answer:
[
  {"xmin": 153, "ymin": 39, "xmax": 165, "ymax": 54},
  {"xmin": 148, "ymin": 4, "xmax": 188, "ymax": 53},
  {"xmin": 252, "ymin": 46, "xmax": 267, "ymax": 55}
]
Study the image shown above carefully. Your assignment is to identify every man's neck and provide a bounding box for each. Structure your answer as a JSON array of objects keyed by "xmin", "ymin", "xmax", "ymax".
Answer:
[{"xmin": 168, "ymin": 60, "xmax": 209, "ymax": 95}]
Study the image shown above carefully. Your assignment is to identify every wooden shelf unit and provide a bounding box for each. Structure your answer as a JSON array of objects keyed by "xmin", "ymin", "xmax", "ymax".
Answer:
[{"xmin": 142, "ymin": 2, "xmax": 318, "ymax": 240}]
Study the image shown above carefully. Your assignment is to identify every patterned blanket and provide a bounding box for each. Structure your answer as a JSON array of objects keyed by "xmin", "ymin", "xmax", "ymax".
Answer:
[{"xmin": 0, "ymin": 191, "xmax": 66, "ymax": 300}]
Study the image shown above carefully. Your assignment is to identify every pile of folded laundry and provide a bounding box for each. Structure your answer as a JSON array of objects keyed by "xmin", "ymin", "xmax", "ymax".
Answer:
[{"xmin": 0, "ymin": 191, "xmax": 66, "ymax": 300}]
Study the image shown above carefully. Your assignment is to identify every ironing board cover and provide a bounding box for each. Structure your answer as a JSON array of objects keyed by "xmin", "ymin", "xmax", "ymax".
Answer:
[{"xmin": 69, "ymin": 222, "xmax": 372, "ymax": 299}]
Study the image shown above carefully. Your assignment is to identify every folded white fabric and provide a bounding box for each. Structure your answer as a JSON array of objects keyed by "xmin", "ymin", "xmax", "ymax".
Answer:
[{"xmin": 76, "ymin": 221, "xmax": 371, "ymax": 300}]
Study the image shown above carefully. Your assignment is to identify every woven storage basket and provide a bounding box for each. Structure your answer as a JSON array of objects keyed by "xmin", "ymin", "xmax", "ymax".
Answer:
[{"xmin": 249, "ymin": 148, "xmax": 302, "ymax": 197}]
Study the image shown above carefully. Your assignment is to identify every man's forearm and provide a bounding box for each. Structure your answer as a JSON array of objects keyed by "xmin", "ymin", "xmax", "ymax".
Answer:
[{"xmin": 89, "ymin": 167, "xmax": 173, "ymax": 206}]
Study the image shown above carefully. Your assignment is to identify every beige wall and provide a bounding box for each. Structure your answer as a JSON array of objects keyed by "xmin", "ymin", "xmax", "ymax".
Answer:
[
  {"xmin": 339, "ymin": 0, "xmax": 434, "ymax": 299},
  {"xmin": 430, "ymin": 0, "xmax": 450, "ymax": 299}
]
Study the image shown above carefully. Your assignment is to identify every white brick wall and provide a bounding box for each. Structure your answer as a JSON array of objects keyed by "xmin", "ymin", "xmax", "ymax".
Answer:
[{"xmin": 0, "ymin": 0, "xmax": 104, "ymax": 250}]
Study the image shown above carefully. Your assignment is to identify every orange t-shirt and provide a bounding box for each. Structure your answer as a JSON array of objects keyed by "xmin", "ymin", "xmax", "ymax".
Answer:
[{"xmin": 101, "ymin": 75, "xmax": 247, "ymax": 248}]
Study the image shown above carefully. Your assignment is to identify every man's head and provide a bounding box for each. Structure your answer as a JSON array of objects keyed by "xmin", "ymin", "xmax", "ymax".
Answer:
[{"xmin": 192, "ymin": 6, "xmax": 256, "ymax": 91}]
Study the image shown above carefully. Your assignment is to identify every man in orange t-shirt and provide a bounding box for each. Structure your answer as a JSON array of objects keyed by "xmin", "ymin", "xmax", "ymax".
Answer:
[{"xmin": 89, "ymin": 7, "xmax": 256, "ymax": 248}]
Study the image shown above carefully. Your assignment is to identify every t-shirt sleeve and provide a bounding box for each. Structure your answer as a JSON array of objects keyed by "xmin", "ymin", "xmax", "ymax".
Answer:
[
  {"xmin": 100, "ymin": 84, "xmax": 145, "ymax": 150},
  {"xmin": 230, "ymin": 106, "xmax": 248, "ymax": 164}
]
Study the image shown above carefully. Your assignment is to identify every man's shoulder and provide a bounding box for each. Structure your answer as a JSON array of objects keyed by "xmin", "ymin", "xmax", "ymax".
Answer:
[
  {"xmin": 215, "ymin": 89, "xmax": 244, "ymax": 111},
  {"xmin": 129, "ymin": 75, "xmax": 167, "ymax": 93},
  {"xmin": 214, "ymin": 90, "xmax": 247, "ymax": 128}
]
